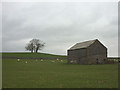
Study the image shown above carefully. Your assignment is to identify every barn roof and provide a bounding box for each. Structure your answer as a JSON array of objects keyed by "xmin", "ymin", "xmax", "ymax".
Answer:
[{"xmin": 69, "ymin": 39, "xmax": 97, "ymax": 50}]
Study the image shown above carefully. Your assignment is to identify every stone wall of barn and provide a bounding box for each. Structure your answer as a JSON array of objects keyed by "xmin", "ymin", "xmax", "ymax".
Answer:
[
  {"xmin": 67, "ymin": 48, "xmax": 87, "ymax": 64},
  {"xmin": 87, "ymin": 40, "xmax": 107, "ymax": 64},
  {"xmin": 87, "ymin": 54, "xmax": 107, "ymax": 64}
]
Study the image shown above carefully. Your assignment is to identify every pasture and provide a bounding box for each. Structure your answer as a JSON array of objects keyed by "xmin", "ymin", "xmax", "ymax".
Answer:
[{"xmin": 2, "ymin": 53, "xmax": 118, "ymax": 88}]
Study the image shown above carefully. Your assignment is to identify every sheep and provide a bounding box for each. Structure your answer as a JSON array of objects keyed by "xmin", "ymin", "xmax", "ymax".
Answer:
[
  {"xmin": 61, "ymin": 60, "xmax": 63, "ymax": 62},
  {"xmin": 41, "ymin": 59, "xmax": 43, "ymax": 62},
  {"xmin": 25, "ymin": 61, "xmax": 28, "ymax": 64},
  {"xmin": 17, "ymin": 59, "xmax": 20, "ymax": 62},
  {"xmin": 51, "ymin": 60, "xmax": 55, "ymax": 63}
]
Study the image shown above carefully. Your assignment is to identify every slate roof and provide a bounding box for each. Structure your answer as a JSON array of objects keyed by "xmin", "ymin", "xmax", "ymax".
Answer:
[{"xmin": 69, "ymin": 39, "xmax": 97, "ymax": 50}]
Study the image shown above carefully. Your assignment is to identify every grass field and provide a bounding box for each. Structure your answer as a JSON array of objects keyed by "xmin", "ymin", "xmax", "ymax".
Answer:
[
  {"xmin": 2, "ymin": 52, "xmax": 67, "ymax": 58},
  {"xmin": 2, "ymin": 53, "xmax": 118, "ymax": 88}
]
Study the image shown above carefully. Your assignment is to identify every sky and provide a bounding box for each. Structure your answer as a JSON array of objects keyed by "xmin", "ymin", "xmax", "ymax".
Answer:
[{"xmin": 2, "ymin": 2, "xmax": 118, "ymax": 57}]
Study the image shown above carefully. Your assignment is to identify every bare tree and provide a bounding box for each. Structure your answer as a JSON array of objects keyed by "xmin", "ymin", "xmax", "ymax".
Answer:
[
  {"xmin": 25, "ymin": 43, "xmax": 34, "ymax": 53},
  {"xmin": 25, "ymin": 39, "xmax": 45, "ymax": 53}
]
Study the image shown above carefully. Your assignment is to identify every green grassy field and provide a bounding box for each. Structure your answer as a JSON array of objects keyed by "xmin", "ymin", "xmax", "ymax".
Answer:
[
  {"xmin": 2, "ymin": 52, "xmax": 67, "ymax": 58},
  {"xmin": 2, "ymin": 53, "xmax": 118, "ymax": 88}
]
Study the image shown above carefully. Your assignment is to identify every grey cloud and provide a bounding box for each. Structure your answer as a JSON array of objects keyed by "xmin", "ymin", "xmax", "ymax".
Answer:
[{"xmin": 2, "ymin": 2, "xmax": 118, "ymax": 56}]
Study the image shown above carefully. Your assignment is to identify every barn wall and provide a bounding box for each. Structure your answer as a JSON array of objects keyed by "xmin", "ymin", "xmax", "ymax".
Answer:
[
  {"xmin": 87, "ymin": 40, "xmax": 107, "ymax": 56},
  {"xmin": 67, "ymin": 48, "xmax": 86, "ymax": 64},
  {"xmin": 87, "ymin": 40, "xmax": 107, "ymax": 64},
  {"xmin": 87, "ymin": 54, "xmax": 107, "ymax": 64},
  {"xmin": 77, "ymin": 57, "xmax": 88, "ymax": 64}
]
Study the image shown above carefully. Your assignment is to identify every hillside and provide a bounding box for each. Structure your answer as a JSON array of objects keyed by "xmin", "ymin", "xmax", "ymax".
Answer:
[{"xmin": 2, "ymin": 52, "xmax": 67, "ymax": 60}]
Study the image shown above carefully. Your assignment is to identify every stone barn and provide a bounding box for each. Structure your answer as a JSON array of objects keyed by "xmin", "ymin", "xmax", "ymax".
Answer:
[{"xmin": 67, "ymin": 39, "xmax": 107, "ymax": 64}]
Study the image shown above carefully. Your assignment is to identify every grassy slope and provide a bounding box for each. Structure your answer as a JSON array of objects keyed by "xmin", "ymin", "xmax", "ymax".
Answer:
[{"xmin": 2, "ymin": 52, "xmax": 67, "ymax": 58}]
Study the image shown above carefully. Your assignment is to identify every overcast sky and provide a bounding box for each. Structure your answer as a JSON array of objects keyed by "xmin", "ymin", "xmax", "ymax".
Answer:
[{"xmin": 2, "ymin": 2, "xmax": 118, "ymax": 56}]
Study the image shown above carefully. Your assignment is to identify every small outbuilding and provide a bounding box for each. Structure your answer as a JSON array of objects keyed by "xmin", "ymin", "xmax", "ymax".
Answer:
[{"xmin": 67, "ymin": 39, "xmax": 107, "ymax": 64}]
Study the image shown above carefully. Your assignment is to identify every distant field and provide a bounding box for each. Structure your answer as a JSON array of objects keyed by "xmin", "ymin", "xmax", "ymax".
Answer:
[
  {"xmin": 2, "ymin": 52, "xmax": 67, "ymax": 60},
  {"xmin": 2, "ymin": 53, "xmax": 118, "ymax": 88}
]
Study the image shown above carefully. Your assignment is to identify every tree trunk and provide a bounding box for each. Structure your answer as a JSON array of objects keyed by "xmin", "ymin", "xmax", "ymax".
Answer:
[
  {"xmin": 36, "ymin": 47, "xmax": 39, "ymax": 53},
  {"xmin": 31, "ymin": 49, "xmax": 33, "ymax": 53}
]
